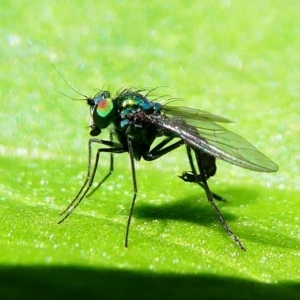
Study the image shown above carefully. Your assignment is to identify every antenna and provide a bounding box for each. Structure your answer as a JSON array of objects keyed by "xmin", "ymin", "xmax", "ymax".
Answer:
[{"xmin": 50, "ymin": 62, "xmax": 89, "ymax": 100}]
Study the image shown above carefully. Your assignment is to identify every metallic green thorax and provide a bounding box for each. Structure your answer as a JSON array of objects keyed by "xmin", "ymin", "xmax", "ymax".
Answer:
[
  {"xmin": 114, "ymin": 90, "xmax": 162, "ymax": 129},
  {"xmin": 112, "ymin": 90, "xmax": 163, "ymax": 160}
]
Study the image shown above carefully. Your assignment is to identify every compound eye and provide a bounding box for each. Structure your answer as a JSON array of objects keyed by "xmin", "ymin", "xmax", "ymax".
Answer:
[
  {"xmin": 92, "ymin": 93, "xmax": 115, "ymax": 129},
  {"xmin": 96, "ymin": 98, "xmax": 114, "ymax": 118}
]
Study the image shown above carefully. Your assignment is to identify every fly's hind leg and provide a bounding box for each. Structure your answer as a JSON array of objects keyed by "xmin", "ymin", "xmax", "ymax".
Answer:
[{"xmin": 180, "ymin": 145, "xmax": 224, "ymax": 201}]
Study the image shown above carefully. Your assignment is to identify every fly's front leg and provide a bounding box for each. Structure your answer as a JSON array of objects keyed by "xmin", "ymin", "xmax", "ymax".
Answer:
[
  {"xmin": 59, "ymin": 137, "xmax": 126, "ymax": 224},
  {"xmin": 87, "ymin": 130, "xmax": 117, "ymax": 197}
]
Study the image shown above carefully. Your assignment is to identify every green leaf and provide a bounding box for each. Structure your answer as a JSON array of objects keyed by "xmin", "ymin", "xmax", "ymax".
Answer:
[{"xmin": 1, "ymin": 1, "xmax": 299, "ymax": 299}]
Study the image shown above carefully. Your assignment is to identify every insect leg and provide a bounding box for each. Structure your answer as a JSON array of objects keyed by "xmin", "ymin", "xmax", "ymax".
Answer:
[
  {"xmin": 86, "ymin": 130, "xmax": 116, "ymax": 197},
  {"xmin": 124, "ymin": 137, "xmax": 183, "ymax": 246},
  {"xmin": 143, "ymin": 137, "xmax": 185, "ymax": 161},
  {"xmin": 183, "ymin": 145, "xmax": 224, "ymax": 201},
  {"xmin": 58, "ymin": 138, "xmax": 126, "ymax": 224},
  {"xmin": 125, "ymin": 138, "xmax": 138, "ymax": 247},
  {"xmin": 194, "ymin": 149, "xmax": 246, "ymax": 251}
]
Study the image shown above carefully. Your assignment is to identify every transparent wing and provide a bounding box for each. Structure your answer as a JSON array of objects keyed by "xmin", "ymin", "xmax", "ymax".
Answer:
[
  {"xmin": 148, "ymin": 107, "xmax": 278, "ymax": 172},
  {"xmin": 163, "ymin": 105, "xmax": 233, "ymax": 123}
]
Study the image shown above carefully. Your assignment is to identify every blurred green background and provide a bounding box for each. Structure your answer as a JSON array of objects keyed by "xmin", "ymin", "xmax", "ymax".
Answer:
[{"xmin": 0, "ymin": 0, "xmax": 299, "ymax": 299}]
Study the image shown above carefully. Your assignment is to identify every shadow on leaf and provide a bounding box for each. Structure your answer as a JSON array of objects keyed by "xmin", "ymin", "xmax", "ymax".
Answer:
[
  {"xmin": 0, "ymin": 265, "xmax": 299, "ymax": 300},
  {"xmin": 134, "ymin": 196, "xmax": 238, "ymax": 226}
]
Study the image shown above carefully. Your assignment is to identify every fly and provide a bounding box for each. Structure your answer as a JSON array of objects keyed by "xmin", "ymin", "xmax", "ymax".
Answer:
[{"xmin": 58, "ymin": 87, "xmax": 278, "ymax": 251}]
